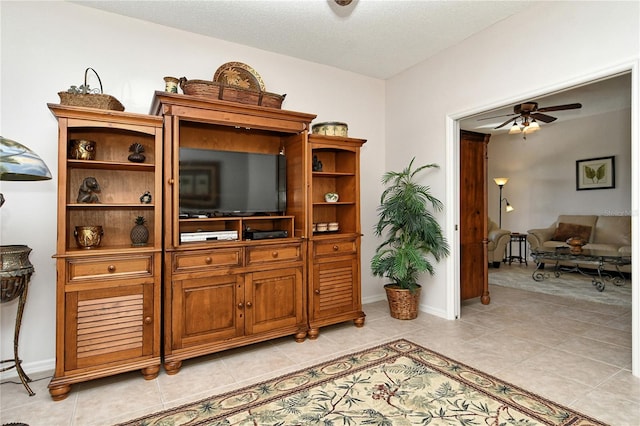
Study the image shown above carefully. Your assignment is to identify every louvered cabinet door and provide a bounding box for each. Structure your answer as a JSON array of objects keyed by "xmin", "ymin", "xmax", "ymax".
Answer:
[
  {"xmin": 63, "ymin": 282, "xmax": 156, "ymax": 371},
  {"xmin": 308, "ymin": 236, "xmax": 364, "ymax": 339}
]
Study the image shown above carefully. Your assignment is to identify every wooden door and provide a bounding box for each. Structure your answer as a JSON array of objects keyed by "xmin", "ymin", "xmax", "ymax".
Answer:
[
  {"xmin": 171, "ymin": 274, "xmax": 244, "ymax": 349},
  {"xmin": 245, "ymin": 267, "xmax": 304, "ymax": 335},
  {"xmin": 459, "ymin": 130, "xmax": 490, "ymax": 304}
]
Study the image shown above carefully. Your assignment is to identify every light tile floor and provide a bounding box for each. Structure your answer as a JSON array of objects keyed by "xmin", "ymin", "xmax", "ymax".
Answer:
[{"xmin": 1, "ymin": 268, "xmax": 639, "ymax": 425}]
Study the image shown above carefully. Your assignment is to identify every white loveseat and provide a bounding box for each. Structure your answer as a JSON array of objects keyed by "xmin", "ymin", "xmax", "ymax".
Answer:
[{"xmin": 526, "ymin": 214, "xmax": 631, "ymax": 273}]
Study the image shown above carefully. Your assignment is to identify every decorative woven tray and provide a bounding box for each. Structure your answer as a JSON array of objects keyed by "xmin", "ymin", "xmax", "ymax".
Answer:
[{"xmin": 179, "ymin": 78, "xmax": 285, "ymax": 109}]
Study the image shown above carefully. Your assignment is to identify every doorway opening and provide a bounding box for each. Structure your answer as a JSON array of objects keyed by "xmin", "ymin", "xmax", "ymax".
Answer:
[{"xmin": 449, "ymin": 65, "xmax": 638, "ymax": 377}]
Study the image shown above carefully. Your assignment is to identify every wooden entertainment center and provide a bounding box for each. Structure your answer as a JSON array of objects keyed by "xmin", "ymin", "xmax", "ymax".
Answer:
[{"xmin": 48, "ymin": 92, "xmax": 366, "ymax": 398}]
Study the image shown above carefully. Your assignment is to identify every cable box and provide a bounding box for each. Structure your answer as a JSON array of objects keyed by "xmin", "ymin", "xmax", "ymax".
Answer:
[
  {"xmin": 180, "ymin": 230, "xmax": 238, "ymax": 242},
  {"xmin": 244, "ymin": 230, "xmax": 288, "ymax": 240}
]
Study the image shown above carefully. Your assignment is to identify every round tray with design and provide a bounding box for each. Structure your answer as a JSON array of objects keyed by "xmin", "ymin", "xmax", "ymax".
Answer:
[{"xmin": 213, "ymin": 62, "xmax": 266, "ymax": 91}]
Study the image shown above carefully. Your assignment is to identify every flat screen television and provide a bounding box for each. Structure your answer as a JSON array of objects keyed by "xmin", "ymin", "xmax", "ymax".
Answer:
[{"xmin": 179, "ymin": 148, "xmax": 286, "ymax": 216}]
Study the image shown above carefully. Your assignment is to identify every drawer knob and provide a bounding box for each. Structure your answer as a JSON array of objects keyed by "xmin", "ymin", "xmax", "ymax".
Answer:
[
  {"xmin": 272, "ymin": 251, "xmax": 278, "ymax": 258},
  {"xmin": 333, "ymin": 245, "xmax": 339, "ymax": 251},
  {"xmin": 144, "ymin": 316, "xmax": 152, "ymax": 325},
  {"xmin": 315, "ymin": 289, "xmax": 320, "ymax": 295},
  {"xmin": 107, "ymin": 265, "xmax": 116, "ymax": 273},
  {"xmin": 205, "ymin": 257, "xmax": 212, "ymax": 264}
]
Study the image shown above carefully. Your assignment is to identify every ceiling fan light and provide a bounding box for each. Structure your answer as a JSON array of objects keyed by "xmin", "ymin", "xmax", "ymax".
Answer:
[
  {"xmin": 527, "ymin": 120, "xmax": 540, "ymax": 133},
  {"xmin": 508, "ymin": 122, "xmax": 521, "ymax": 134}
]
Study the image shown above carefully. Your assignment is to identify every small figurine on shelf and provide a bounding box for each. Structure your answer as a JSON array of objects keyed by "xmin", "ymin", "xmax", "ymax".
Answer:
[
  {"xmin": 312, "ymin": 155, "xmax": 323, "ymax": 172},
  {"xmin": 139, "ymin": 191, "xmax": 152, "ymax": 204},
  {"xmin": 77, "ymin": 177, "xmax": 100, "ymax": 203},
  {"xmin": 127, "ymin": 143, "xmax": 146, "ymax": 163},
  {"xmin": 130, "ymin": 216, "xmax": 149, "ymax": 246}
]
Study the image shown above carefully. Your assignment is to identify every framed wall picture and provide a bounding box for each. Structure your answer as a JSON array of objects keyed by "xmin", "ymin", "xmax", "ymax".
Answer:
[{"xmin": 576, "ymin": 156, "xmax": 615, "ymax": 190}]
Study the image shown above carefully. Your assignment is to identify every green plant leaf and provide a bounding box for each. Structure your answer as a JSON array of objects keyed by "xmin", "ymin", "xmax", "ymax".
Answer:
[{"xmin": 371, "ymin": 157, "xmax": 450, "ymax": 291}]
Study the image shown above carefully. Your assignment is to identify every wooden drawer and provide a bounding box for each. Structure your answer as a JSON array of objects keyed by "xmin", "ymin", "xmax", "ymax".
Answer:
[
  {"xmin": 67, "ymin": 255, "xmax": 153, "ymax": 282},
  {"xmin": 313, "ymin": 239, "xmax": 357, "ymax": 258},
  {"xmin": 247, "ymin": 244, "xmax": 302, "ymax": 265},
  {"xmin": 173, "ymin": 248, "xmax": 243, "ymax": 272}
]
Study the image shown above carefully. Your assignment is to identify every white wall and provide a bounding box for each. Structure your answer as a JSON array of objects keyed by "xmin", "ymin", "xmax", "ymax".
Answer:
[
  {"xmin": 489, "ymin": 107, "xmax": 632, "ymax": 234},
  {"xmin": 2, "ymin": 0, "xmax": 638, "ymax": 378},
  {"xmin": 0, "ymin": 1, "xmax": 386, "ymax": 375},
  {"xmin": 385, "ymin": 1, "xmax": 639, "ymax": 318}
]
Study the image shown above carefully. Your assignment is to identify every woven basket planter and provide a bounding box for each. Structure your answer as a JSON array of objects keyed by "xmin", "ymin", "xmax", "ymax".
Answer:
[{"xmin": 384, "ymin": 284, "xmax": 421, "ymax": 320}]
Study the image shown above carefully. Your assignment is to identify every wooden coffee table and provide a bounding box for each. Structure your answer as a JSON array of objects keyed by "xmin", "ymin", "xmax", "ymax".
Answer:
[{"xmin": 530, "ymin": 247, "xmax": 631, "ymax": 292}]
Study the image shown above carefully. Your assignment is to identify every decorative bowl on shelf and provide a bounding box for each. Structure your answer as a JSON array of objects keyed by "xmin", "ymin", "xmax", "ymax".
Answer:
[
  {"xmin": 324, "ymin": 192, "xmax": 339, "ymax": 202},
  {"xmin": 328, "ymin": 222, "xmax": 339, "ymax": 231},
  {"xmin": 316, "ymin": 223, "xmax": 328, "ymax": 232},
  {"xmin": 312, "ymin": 122, "xmax": 348, "ymax": 137},
  {"xmin": 68, "ymin": 139, "xmax": 96, "ymax": 160},
  {"xmin": 74, "ymin": 226, "xmax": 103, "ymax": 249}
]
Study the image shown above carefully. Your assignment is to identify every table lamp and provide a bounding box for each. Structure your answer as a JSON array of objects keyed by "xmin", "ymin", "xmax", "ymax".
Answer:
[{"xmin": 1, "ymin": 136, "xmax": 52, "ymax": 396}]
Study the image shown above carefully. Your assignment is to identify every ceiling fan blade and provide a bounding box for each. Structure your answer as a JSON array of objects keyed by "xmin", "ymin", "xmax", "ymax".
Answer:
[
  {"xmin": 537, "ymin": 103, "xmax": 582, "ymax": 113},
  {"xmin": 531, "ymin": 113, "xmax": 557, "ymax": 123},
  {"xmin": 477, "ymin": 113, "xmax": 516, "ymax": 121},
  {"xmin": 494, "ymin": 117, "xmax": 516, "ymax": 129}
]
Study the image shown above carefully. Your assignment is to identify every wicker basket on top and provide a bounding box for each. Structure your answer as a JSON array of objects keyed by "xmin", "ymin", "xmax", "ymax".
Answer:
[
  {"xmin": 58, "ymin": 68, "xmax": 124, "ymax": 111},
  {"xmin": 179, "ymin": 78, "xmax": 286, "ymax": 109}
]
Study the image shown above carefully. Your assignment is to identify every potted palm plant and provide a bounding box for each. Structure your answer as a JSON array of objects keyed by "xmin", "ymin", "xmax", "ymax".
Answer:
[{"xmin": 371, "ymin": 157, "xmax": 450, "ymax": 320}]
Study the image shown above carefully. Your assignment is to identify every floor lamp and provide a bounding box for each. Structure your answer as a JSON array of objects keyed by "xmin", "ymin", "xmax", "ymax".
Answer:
[
  {"xmin": 1, "ymin": 136, "xmax": 52, "ymax": 396},
  {"xmin": 493, "ymin": 177, "xmax": 514, "ymax": 228}
]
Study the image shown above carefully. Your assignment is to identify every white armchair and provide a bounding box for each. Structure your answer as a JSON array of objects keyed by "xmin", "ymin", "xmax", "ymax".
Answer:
[{"xmin": 487, "ymin": 218, "xmax": 510, "ymax": 267}]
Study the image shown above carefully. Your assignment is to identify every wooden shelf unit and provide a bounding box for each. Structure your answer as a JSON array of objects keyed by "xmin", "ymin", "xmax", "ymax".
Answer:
[
  {"xmin": 307, "ymin": 134, "xmax": 367, "ymax": 338},
  {"xmin": 48, "ymin": 93, "xmax": 369, "ymax": 391},
  {"xmin": 48, "ymin": 104, "xmax": 163, "ymax": 401}
]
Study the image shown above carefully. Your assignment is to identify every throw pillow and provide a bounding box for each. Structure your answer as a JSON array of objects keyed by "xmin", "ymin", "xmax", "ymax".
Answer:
[{"xmin": 551, "ymin": 222, "xmax": 592, "ymax": 242}]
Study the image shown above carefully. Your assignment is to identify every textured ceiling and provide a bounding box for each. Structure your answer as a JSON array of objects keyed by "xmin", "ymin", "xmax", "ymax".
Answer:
[
  {"xmin": 72, "ymin": 0, "xmax": 534, "ymax": 80},
  {"xmin": 72, "ymin": 1, "xmax": 631, "ymax": 133}
]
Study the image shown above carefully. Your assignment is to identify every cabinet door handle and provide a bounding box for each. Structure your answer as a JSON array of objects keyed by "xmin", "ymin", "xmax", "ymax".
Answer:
[
  {"xmin": 204, "ymin": 257, "xmax": 212, "ymax": 264},
  {"xmin": 144, "ymin": 316, "xmax": 152, "ymax": 325},
  {"xmin": 272, "ymin": 251, "xmax": 278, "ymax": 258},
  {"xmin": 246, "ymin": 301, "xmax": 253, "ymax": 308},
  {"xmin": 238, "ymin": 302, "xmax": 244, "ymax": 309},
  {"xmin": 333, "ymin": 245, "xmax": 339, "ymax": 251},
  {"xmin": 315, "ymin": 289, "xmax": 320, "ymax": 295},
  {"xmin": 107, "ymin": 265, "xmax": 116, "ymax": 273}
]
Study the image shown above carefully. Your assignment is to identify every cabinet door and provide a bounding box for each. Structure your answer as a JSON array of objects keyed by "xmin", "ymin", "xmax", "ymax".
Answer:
[
  {"xmin": 171, "ymin": 274, "xmax": 244, "ymax": 349},
  {"xmin": 245, "ymin": 267, "xmax": 304, "ymax": 335},
  {"xmin": 64, "ymin": 283, "xmax": 155, "ymax": 371},
  {"xmin": 311, "ymin": 256, "xmax": 359, "ymax": 320}
]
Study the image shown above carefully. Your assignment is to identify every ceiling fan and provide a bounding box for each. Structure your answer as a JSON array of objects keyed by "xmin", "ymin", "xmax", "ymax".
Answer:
[{"xmin": 479, "ymin": 101, "xmax": 582, "ymax": 137}]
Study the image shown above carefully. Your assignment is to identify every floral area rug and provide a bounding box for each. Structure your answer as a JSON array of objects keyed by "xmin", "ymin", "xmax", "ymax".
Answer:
[
  {"xmin": 117, "ymin": 339, "xmax": 606, "ymax": 426},
  {"xmin": 489, "ymin": 264, "xmax": 631, "ymax": 307}
]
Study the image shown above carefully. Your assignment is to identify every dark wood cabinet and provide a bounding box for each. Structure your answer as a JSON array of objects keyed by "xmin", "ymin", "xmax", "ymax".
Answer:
[{"xmin": 459, "ymin": 130, "xmax": 490, "ymax": 304}]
